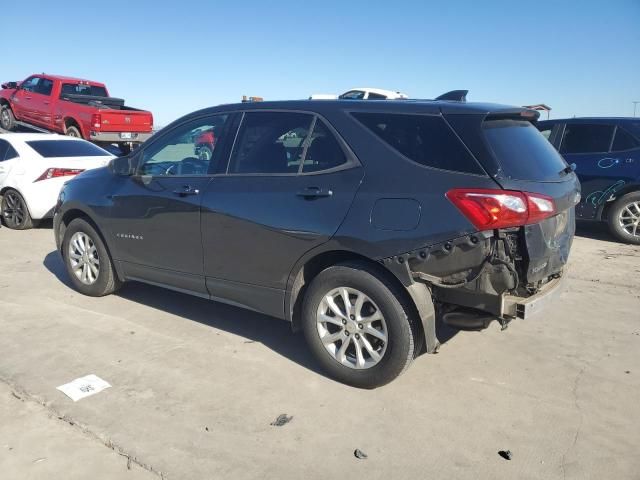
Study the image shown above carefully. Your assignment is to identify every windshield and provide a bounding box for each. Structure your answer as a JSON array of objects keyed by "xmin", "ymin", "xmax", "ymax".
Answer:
[
  {"xmin": 61, "ymin": 83, "xmax": 108, "ymax": 97},
  {"xmin": 483, "ymin": 119, "xmax": 569, "ymax": 181},
  {"xmin": 26, "ymin": 140, "xmax": 111, "ymax": 158}
]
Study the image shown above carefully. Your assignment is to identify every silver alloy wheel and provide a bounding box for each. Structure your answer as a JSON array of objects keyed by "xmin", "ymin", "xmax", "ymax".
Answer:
[
  {"xmin": 618, "ymin": 201, "xmax": 640, "ymax": 237},
  {"xmin": 68, "ymin": 232, "xmax": 100, "ymax": 285},
  {"xmin": 316, "ymin": 287, "xmax": 388, "ymax": 369}
]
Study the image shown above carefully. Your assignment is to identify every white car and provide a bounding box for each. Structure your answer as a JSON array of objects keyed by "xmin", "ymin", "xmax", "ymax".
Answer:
[
  {"xmin": 0, "ymin": 133, "xmax": 114, "ymax": 229},
  {"xmin": 310, "ymin": 88, "xmax": 409, "ymax": 100}
]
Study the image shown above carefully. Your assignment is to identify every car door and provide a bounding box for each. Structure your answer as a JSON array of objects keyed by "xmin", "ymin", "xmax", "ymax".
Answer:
[
  {"xmin": 11, "ymin": 76, "xmax": 41, "ymax": 122},
  {"xmin": 107, "ymin": 113, "xmax": 234, "ymax": 295},
  {"xmin": 0, "ymin": 139, "xmax": 20, "ymax": 186},
  {"xmin": 559, "ymin": 123, "xmax": 617, "ymax": 219},
  {"xmin": 200, "ymin": 110, "xmax": 364, "ymax": 318},
  {"xmin": 30, "ymin": 77, "xmax": 55, "ymax": 128}
]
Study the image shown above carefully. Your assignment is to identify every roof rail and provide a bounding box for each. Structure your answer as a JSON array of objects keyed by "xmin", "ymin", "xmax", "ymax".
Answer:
[{"xmin": 435, "ymin": 90, "xmax": 468, "ymax": 102}]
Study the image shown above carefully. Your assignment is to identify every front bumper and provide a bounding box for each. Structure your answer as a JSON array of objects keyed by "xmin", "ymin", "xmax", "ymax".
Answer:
[{"xmin": 89, "ymin": 131, "xmax": 152, "ymax": 143}]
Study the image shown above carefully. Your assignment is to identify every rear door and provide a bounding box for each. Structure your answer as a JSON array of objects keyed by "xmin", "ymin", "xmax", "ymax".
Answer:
[
  {"xmin": 107, "ymin": 113, "xmax": 234, "ymax": 294},
  {"xmin": 30, "ymin": 77, "xmax": 55, "ymax": 128},
  {"xmin": 200, "ymin": 110, "xmax": 363, "ymax": 317},
  {"xmin": 557, "ymin": 123, "xmax": 638, "ymax": 219}
]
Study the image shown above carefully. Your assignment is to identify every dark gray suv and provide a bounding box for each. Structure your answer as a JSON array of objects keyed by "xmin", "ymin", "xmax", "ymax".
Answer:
[{"xmin": 54, "ymin": 99, "xmax": 580, "ymax": 388}]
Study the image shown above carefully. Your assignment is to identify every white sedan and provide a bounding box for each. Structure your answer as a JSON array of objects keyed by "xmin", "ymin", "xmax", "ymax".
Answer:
[{"xmin": 0, "ymin": 133, "xmax": 114, "ymax": 229}]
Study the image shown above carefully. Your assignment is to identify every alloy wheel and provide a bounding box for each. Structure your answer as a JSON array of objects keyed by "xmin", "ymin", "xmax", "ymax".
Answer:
[
  {"xmin": 68, "ymin": 232, "xmax": 100, "ymax": 285},
  {"xmin": 2, "ymin": 192, "xmax": 26, "ymax": 228},
  {"xmin": 0, "ymin": 109, "xmax": 10, "ymax": 129},
  {"xmin": 618, "ymin": 201, "xmax": 640, "ymax": 238},
  {"xmin": 316, "ymin": 287, "xmax": 388, "ymax": 369}
]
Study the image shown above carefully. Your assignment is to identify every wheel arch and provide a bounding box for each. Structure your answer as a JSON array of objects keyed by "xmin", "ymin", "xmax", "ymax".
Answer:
[
  {"xmin": 57, "ymin": 207, "xmax": 125, "ymax": 282},
  {"xmin": 63, "ymin": 117, "xmax": 84, "ymax": 138},
  {"xmin": 598, "ymin": 182, "xmax": 640, "ymax": 221},
  {"xmin": 0, "ymin": 186, "xmax": 33, "ymax": 217},
  {"xmin": 286, "ymin": 249, "xmax": 421, "ymax": 327}
]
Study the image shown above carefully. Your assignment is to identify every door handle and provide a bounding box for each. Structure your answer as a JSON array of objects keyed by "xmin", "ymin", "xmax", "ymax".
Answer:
[
  {"xmin": 296, "ymin": 186, "xmax": 333, "ymax": 199},
  {"xmin": 172, "ymin": 185, "xmax": 200, "ymax": 197},
  {"xmin": 25, "ymin": 96, "xmax": 32, "ymax": 100},
  {"xmin": 44, "ymin": 101, "xmax": 50, "ymax": 105}
]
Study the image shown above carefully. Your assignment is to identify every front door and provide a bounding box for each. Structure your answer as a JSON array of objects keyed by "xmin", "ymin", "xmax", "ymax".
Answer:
[
  {"xmin": 200, "ymin": 111, "xmax": 364, "ymax": 317},
  {"xmin": 559, "ymin": 123, "xmax": 640, "ymax": 218},
  {"xmin": 107, "ymin": 113, "xmax": 233, "ymax": 295},
  {"xmin": 11, "ymin": 76, "xmax": 41, "ymax": 122}
]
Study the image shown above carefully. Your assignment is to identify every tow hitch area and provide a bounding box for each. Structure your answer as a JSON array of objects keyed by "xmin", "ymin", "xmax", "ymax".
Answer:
[{"xmin": 503, "ymin": 275, "xmax": 566, "ymax": 320}]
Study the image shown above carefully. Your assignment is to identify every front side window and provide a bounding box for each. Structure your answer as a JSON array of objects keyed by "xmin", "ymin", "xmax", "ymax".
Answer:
[
  {"xmin": 611, "ymin": 127, "xmax": 640, "ymax": 152},
  {"xmin": 353, "ymin": 112, "xmax": 483, "ymax": 174},
  {"xmin": 26, "ymin": 140, "xmax": 111, "ymax": 158},
  {"xmin": 21, "ymin": 77, "xmax": 40, "ymax": 93},
  {"xmin": 229, "ymin": 112, "xmax": 314, "ymax": 174},
  {"xmin": 560, "ymin": 124, "xmax": 615, "ymax": 154},
  {"xmin": 138, "ymin": 115, "xmax": 228, "ymax": 176},
  {"xmin": 38, "ymin": 79, "xmax": 54, "ymax": 96}
]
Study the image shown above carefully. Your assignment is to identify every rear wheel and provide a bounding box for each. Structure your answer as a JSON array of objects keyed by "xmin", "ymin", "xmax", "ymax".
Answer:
[
  {"xmin": 62, "ymin": 218, "xmax": 122, "ymax": 296},
  {"xmin": 301, "ymin": 262, "xmax": 420, "ymax": 388},
  {"xmin": 0, "ymin": 106, "xmax": 15, "ymax": 131},
  {"xmin": 1, "ymin": 189, "xmax": 33, "ymax": 229},
  {"xmin": 607, "ymin": 192, "xmax": 640, "ymax": 245},
  {"xmin": 65, "ymin": 125, "xmax": 81, "ymax": 138}
]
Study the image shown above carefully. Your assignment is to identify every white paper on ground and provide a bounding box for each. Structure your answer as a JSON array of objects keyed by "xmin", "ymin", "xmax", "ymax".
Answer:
[{"xmin": 56, "ymin": 374, "xmax": 111, "ymax": 402}]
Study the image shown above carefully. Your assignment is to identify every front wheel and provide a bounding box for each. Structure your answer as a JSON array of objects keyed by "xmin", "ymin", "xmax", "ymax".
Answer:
[
  {"xmin": 1, "ymin": 189, "xmax": 33, "ymax": 229},
  {"xmin": 607, "ymin": 192, "xmax": 640, "ymax": 245},
  {"xmin": 0, "ymin": 106, "xmax": 16, "ymax": 131},
  {"xmin": 301, "ymin": 262, "xmax": 420, "ymax": 388},
  {"xmin": 62, "ymin": 218, "xmax": 122, "ymax": 296}
]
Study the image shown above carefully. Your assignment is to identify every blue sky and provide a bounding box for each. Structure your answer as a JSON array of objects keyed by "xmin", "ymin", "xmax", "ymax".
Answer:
[{"xmin": 3, "ymin": 0, "xmax": 639, "ymax": 126}]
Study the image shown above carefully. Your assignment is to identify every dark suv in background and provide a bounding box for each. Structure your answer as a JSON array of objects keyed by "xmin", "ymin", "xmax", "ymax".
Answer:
[
  {"xmin": 54, "ymin": 99, "xmax": 579, "ymax": 388},
  {"xmin": 537, "ymin": 118, "xmax": 640, "ymax": 244}
]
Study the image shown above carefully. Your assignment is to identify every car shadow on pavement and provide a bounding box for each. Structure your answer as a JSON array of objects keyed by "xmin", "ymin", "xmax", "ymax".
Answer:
[
  {"xmin": 43, "ymin": 250, "xmax": 462, "ymax": 378},
  {"xmin": 575, "ymin": 221, "xmax": 618, "ymax": 243}
]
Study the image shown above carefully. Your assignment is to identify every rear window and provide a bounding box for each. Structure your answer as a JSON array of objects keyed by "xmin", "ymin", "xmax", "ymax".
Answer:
[
  {"xmin": 352, "ymin": 112, "xmax": 484, "ymax": 174},
  {"xmin": 60, "ymin": 83, "xmax": 108, "ymax": 97},
  {"xmin": 483, "ymin": 120, "xmax": 568, "ymax": 181},
  {"xmin": 26, "ymin": 140, "xmax": 111, "ymax": 158}
]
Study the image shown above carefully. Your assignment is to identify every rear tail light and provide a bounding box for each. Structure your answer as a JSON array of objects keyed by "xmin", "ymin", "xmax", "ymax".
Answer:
[
  {"xmin": 91, "ymin": 114, "xmax": 102, "ymax": 129},
  {"xmin": 446, "ymin": 188, "xmax": 556, "ymax": 230},
  {"xmin": 34, "ymin": 168, "xmax": 85, "ymax": 182}
]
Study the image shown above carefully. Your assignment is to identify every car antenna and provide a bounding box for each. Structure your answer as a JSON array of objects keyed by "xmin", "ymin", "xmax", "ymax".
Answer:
[{"xmin": 435, "ymin": 90, "xmax": 468, "ymax": 102}]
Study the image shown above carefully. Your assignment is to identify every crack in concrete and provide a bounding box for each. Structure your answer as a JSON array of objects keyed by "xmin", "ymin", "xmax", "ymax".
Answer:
[
  {"xmin": 0, "ymin": 375, "xmax": 167, "ymax": 480},
  {"xmin": 560, "ymin": 363, "xmax": 586, "ymax": 480}
]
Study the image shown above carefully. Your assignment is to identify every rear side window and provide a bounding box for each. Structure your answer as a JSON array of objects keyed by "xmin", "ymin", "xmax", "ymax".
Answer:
[
  {"xmin": 302, "ymin": 120, "xmax": 347, "ymax": 173},
  {"xmin": 353, "ymin": 112, "xmax": 483, "ymax": 174},
  {"xmin": 483, "ymin": 120, "xmax": 568, "ymax": 181},
  {"xmin": 612, "ymin": 127, "xmax": 640, "ymax": 152},
  {"xmin": 367, "ymin": 92, "xmax": 387, "ymax": 100},
  {"xmin": 26, "ymin": 140, "xmax": 111, "ymax": 157},
  {"xmin": 229, "ymin": 112, "xmax": 314, "ymax": 174},
  {"xmin": 560, "ymin": 124, "xmax": 615, "ymax": 154}
]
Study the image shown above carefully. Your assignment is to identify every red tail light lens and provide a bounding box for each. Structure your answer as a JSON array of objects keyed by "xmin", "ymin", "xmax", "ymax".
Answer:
[
  {"xmin": 34, "ymin": 168, "xmax": 85, "ymax": 182},
  {"xmin": 91, "ymin": 114, "xmax": 102, "ymax": 129},
  {"xmin": 446, "ymin": 188, "xmax": 556, "ymax": 230}
]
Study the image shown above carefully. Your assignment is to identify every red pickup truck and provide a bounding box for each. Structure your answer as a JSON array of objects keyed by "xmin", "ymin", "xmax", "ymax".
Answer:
[{"xmin": 0, "ymin": 74, "xmax": 153, "ymax": 151}]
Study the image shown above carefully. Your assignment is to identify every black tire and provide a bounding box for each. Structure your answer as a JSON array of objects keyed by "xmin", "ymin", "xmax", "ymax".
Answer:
[
  {"xmin": 607, "ymin": 191, "xmax": 640, "ymax": 245},
  {"xmin": 0, "ymin": 105, "xmax": 16, "ymax": 131},
  {"xmin": 301, "ymin": 262, "xmax": 420, "ymax": 389},
  {"xmin": 65, "ymin": 125, "xmax": 81, "ymax": 138},
  {"xmin": 1, "ymin": 189, "xmax": 33, "ymax": 230},
  {"xmin": 62, "ymin": 218, "xmax": 122, "ymax": 296}
]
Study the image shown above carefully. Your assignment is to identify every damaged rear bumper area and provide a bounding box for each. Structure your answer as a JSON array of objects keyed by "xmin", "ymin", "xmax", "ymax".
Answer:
[{"xmin": 382, "ymin": 223, "xmax": 570, "ymax": 334}]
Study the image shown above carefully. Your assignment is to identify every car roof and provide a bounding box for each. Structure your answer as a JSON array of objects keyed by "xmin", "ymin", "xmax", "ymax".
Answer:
[{"xmin": 201, "ymin": 99, "xmax": 530, "ymax": 117}]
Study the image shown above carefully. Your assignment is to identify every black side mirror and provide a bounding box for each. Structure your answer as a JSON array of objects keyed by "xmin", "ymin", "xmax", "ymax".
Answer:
[
  {"xmin": 1, "ymin": 81, "xmax": 18, "ymax": 89},
  {"xmin": 109, "ymin": 155, "xmax": 138, "ymax": 176}
]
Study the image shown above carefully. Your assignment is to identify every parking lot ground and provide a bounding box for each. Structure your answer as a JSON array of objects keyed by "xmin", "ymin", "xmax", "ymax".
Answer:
[{"xmin": 0, "ymin": 222, "xmax": 639, "ymax": 480}]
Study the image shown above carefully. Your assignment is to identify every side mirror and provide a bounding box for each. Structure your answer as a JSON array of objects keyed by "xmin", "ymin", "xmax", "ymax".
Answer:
[
  {"xmin": 109, "ymin": 155, "xmax": 138, "ymax": 176},
  {"xmin": 1, "ymin": 81, "xmax": 18, "ymax": 89}
]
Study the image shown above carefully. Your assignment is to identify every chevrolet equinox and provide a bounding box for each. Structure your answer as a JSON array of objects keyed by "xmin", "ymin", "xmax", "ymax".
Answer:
[{"xmin": 54, "ymin": 98, "xmax": 580, "ymax": 388}]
